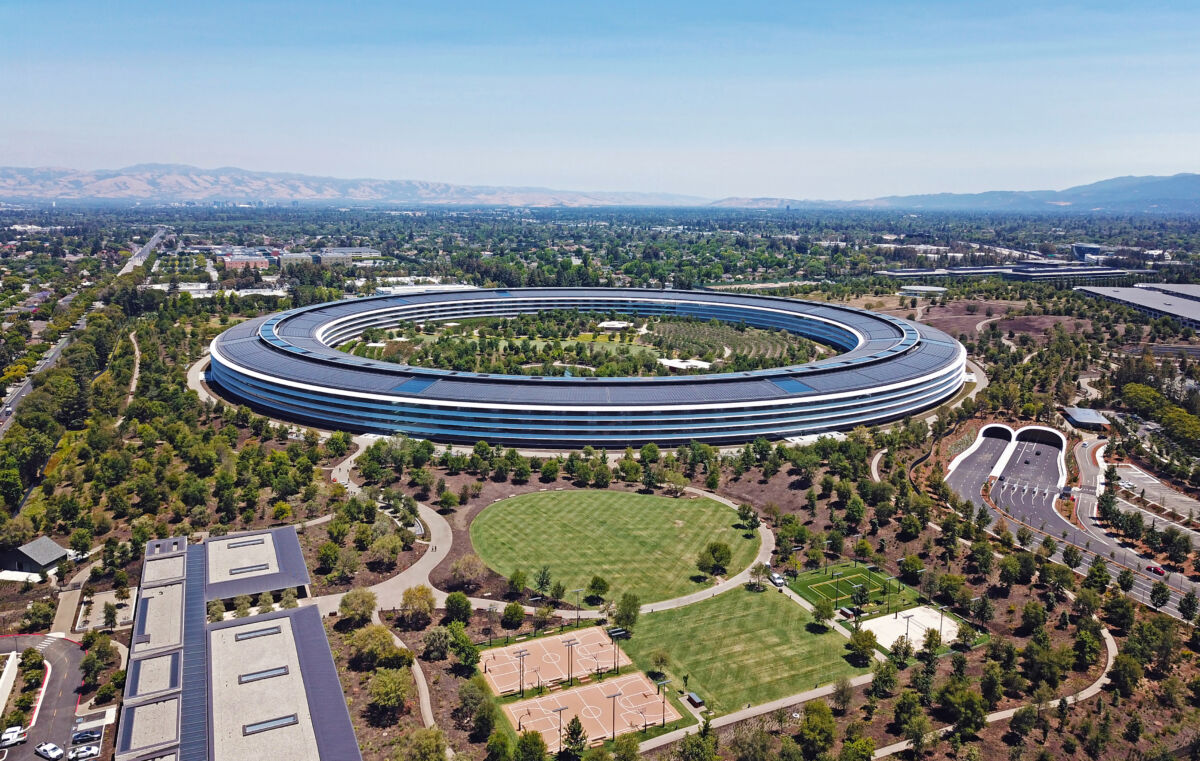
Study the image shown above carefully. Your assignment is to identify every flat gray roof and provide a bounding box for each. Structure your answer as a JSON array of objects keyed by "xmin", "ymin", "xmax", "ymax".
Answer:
[
  {"xmin": 119, "ymin": 530, "xmax": 357, "ymax": 761},
  {"xmin": 1078, "ymin": 286, "xmax": 1200, "ymax": 325}
]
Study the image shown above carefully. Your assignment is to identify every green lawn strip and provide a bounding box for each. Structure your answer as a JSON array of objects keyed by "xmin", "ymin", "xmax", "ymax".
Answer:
[
  {"xmin": 471, "ymin": 491, "xmax": 759, "ymax": 607},
  {"xmin": 621, "ymin": 587, "xmax": 866, "ymax": 716}
]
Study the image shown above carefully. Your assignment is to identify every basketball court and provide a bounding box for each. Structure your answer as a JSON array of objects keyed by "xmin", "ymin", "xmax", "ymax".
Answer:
[
  {"xmin": 482, "ymin": 627, "xmax": 630, "ymax": 695},
  {"xmin": 502, "ymin": 672, "xmax": 680, "ymax": 751}
]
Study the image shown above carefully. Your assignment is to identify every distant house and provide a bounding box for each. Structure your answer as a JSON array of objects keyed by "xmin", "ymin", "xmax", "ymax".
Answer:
[{"xmin": 0, "ymin": 536, "xmax": 68, "ymax": 575}]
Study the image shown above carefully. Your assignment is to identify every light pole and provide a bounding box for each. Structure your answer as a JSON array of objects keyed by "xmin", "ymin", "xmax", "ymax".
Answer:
[
  {"xmin": 885, "ymin": 575, "xmax": 897, "ymax": 614},
  {"xmin": 607, "ymin": 690, "xmax": 623, "ymax": 740},
  {"xmin": 572, "ymin": 588, "xmax": 584, "ymax": 627},
  {"xmin": 937, "ymin": 604, "xmax": 948, "ymax": 640},
  {"xmin": 564, "ymin": 638, "xmax": 578, "ymax": 686},
  {"xmin": 823, "ymin": 540, "xmax": 832, "ymax": 574},
  {"xmin": 903, "ymin": 613, "xmax": 914, "ymax": 641},
  {"xmin": 553, "ymin": 705, "xmax": 568, "ymax": 753},
  {"xmin": 832, "ymin": 571, "xmax": 844, "ymax": 609},
  {"xmin": 655, "ymin": 679, "xmax": 671, "ymax": 727},
  {"xmin": 612, "ymin": 637, "xmax": 620, "ymax": 674},
  {"xmin": 913, "ymin": 568, "xmax": 926, "ymax": 603},
  {"xmin": 515, "ymin": 649, "xmax": 530, "ymax": 696}
]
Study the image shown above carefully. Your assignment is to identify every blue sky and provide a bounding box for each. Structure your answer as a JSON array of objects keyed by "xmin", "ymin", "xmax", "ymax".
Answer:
[{"xmin": 1, "ymin": 1, "xmax": 1197, "ymax": 198}]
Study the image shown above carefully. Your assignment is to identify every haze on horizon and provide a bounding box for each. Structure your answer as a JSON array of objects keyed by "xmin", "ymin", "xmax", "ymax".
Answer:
[{"xmin": 2, "ymin": 0, "xmax": 1198, "ymax": 200}]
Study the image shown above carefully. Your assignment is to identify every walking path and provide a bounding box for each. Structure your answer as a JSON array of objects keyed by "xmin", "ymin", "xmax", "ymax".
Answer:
[
  {"xmin": 870, "ymin": 449, "xmax": 888, "ymax": 482},
  {"xmin": 123, "ymin": 331, "xmax": 141, "ymax": 410},
  {"xmin": 871, "ymin": 623, "xmax": 1117, "ymax": 758}
]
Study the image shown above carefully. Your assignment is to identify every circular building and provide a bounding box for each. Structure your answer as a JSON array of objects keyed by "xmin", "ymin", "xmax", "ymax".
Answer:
[{"xmin": 207, "ymin": 288, "xmax": 965, "ymax": 446}]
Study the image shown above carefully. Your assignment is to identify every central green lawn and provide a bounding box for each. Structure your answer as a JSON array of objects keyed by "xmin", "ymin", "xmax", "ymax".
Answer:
[
  {"xmin": 470, "ymin": 490, "xmax": 758, "ymax": 605},
  {"xmin": 622, "ymin": 588, "xmax": 866, "ymax": 715}
]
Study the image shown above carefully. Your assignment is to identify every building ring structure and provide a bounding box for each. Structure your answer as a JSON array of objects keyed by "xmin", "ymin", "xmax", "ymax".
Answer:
[{"xmin": 207, "ymin": 287, "xmax": 966, "ymax": 447}]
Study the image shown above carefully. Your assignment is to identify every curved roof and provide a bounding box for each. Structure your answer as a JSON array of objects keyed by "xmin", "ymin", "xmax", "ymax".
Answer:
[{"xmin": 212, "ymin": 288, "xmax": 962, "ymax": 407}]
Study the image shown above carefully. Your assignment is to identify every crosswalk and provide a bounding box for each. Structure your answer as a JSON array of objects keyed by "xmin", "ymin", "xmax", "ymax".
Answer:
[{"xmin": 33, "ymin": 636, "xmax": 55, "ymax": 653}]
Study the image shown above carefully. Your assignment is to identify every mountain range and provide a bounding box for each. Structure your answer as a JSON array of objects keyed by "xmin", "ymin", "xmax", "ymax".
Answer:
[{"xmin": 1, "ymin": 164, "xmax": 1198, "ymax": 212}]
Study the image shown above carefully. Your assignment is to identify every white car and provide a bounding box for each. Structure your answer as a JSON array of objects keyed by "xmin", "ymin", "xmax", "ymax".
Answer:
[
  {"xmin": 0, "ymin": 725, "xmax": 26, "ymax": 747},
  {"xmin": 35, "ymin": 742, "xmax": 64, "ymax": 760},
  {"xmin": 770, "ymin": 572, "xmax": 786, "ymax": 588},
  {"xmin": 68, "ymin": 745, "xmax": 100, "ymax": 761}
]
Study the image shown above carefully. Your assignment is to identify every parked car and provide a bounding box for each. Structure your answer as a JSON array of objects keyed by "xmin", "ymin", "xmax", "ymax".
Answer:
[
  {"xmin": 770, "ymin": 573, "xmax": 786, "ymax": 588},
  {"xmin": 1, "ymin": 726, "xmax": 27, "ymax": 747},
  {"xmin": 68, "ymin": 745, "xmax": 100, "ymax": 761},
  {"xmin": 70, "ymin": 730, "xmax": 102, "ymax": 745},
  {"xmin": 1148, "ymin": 566, "xmax": 1166, "ymax": 576},
  {"xmin": 35, "ymin": 742, "xmax": 64, "ymax": 760}
]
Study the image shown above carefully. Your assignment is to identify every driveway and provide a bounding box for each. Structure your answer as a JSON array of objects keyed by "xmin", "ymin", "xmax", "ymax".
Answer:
[{"xmin": 0, "ymin": 635, "xmax": 85, "ymax": 761}]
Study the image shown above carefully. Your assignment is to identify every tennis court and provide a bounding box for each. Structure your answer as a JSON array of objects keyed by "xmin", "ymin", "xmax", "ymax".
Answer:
[
  {"xmin": 482, "ymin": 627, "xmax": 630, "ymax": 695},
  {"xmin": 502, "ymin": 672, "xmax": 680, "ymax": 751}
]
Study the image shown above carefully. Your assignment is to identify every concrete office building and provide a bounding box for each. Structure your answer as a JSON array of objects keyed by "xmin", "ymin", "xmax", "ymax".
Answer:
[{"xmin": 116, "ymin": 528, "xmax": 359, "ymax": 761}]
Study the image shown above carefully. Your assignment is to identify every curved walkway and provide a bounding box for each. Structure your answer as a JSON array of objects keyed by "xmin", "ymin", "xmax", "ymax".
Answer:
[{"xmin": 872, "ymin": 620, "xmax": 1117, "ymax": 758}]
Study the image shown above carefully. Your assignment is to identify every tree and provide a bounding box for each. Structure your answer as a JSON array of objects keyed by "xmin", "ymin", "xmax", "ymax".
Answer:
[
  {"xmin": 508, "ymin": 569, "xmax": 529, "ymax": 596},
  {"xmin": 1109, "ymin": 653, "xmax": 1143, "ymax": 697},
  {"xmin": 1083, "ymin": 558, "xmax": 1110, "ymax": 591},
  {"xmin": 401, "ymin": 585, "xmax": 436, "ymax": 628},
  {"xmin": 614, "ymin": 593, "xmax": 640, "ymax": 630},
  {"xmin": 847, "ymin": 628, "xmax": 877, "ymax": 664},
  {"xmin": 368, "ymin": 667, "xmax": 414, "ymax": 721},
  {"xmin": 749, "ymin": 562, "xmax": 770, "ymax": 590},
  {"xmin": 423, "ymin": 626, "xmax": 451, "ymax": 660},
  {"xmin": 449, "ymin": 621, "xmax": 480, "ymax": 671},
  {"xmin": 812, "ymin": 597, "xmax": 836, "ymax": 629},
  {"xmin": 1061, "ymin": 545, "xmax": 1082, "ymax": 570},
  {"xmin": 1151, "ymin": 580, "xmax": 1171, "ymax": 610},
  {"xmin": 339, "ymin": 588, "xmax": 377, "ymax": 628},
  {"xmin": 347, "ymin": 625, "xmax": 412, "ymax": 671},
  {"xmin": 1180, "ymin": 590, "xmax": 1198, "ymax": 623},
  {"xmin": 798, "ymin": 699, "xmax": 836, "ymax": 759},
  {"xmin": 207, "ymin": 600, "xmax": 225, "ymax": 623},
  {"xmin": 935, "ymin": 679, "xmax": 986, "ymax": 736},
  {"xmin": 451, "ymin": 554, "xmax": 488, "ymax": 588},
  {"xmin": 486, "ymin": 730, "xmax": 514, "ymax": 761},
  {"xmin": 832, "ymin": 675, "xmax": 854, "ymax": 713},
  {"xmin": 534, "ymin": 565, "xmax": 552, "ymax": 595},
  {"xmin": 234, "ymin": 595, "xmax": 253, "ymax": 618},
  {"xmin": 871, "ymin": 659, "xmax": 898, "ymax": 697},
  {"xmin": 515, "ymin": 730, "xmax": 548, "ymax": 761},
  {"xmin": 501, "ymin": 601, "xmax": 525, "ymax": 629},
  {"xmin": 445, "ymin": 591, "xmax": 473, "ymax": 624},
  {"xmin": 561, "ymin": 715, "xmax": 588, "ymax": 761},
  {"xmin": 395, "ymin": 727, "xmax": 448, "ymax": 761},
  {"xmin": 903, "ymin": 713, "xmax": 935, "ymax": 756},
  {"xmin": 103, "ymin": 602, "xmax": 118, "ymax": 630},
  {"xmin": 611, "ymin": 733, "xmax": 640, "ymax": 761},
  {"xmin": 587, "ymin": 575, "xmax": 609, "ymax": 600}
]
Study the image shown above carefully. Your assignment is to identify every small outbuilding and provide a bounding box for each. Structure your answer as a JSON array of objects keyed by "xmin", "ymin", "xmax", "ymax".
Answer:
[{"xmin": 0, "ymin": 536, "xmax": 68, "ymax": 575}]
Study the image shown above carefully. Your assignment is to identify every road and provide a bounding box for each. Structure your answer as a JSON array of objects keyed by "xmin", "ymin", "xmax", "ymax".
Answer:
[
  {"xmin": 947, "ymin": 430, "xmax": 1184, "ymax": 618},
  {"xmin": 1, "ymin": 230, "xmax": 165, "ymax": 437},
  {"xmin": 0, "ymin": 635, "xmax": 86, "ymax": 761},
  {"xmin": 117, "ymin": 228, "xmax": 166, "ymax": 277}
]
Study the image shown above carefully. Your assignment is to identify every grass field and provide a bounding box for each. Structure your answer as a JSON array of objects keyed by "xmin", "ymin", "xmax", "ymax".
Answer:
[
  {"xmin": 470, "ymin": 491, "xmax": 759, "ymax": 606},
  {"xmin": 789, "ymin": 562, "xmax": 922, "ymax": 620},
  {"xmin": 621, "ymin": 588, "xmax": 866, "ymax": 715}
]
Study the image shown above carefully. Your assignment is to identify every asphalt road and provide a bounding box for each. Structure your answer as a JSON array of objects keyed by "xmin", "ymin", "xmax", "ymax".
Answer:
[
  {"xmin": 0, "ymin": 229, "xmax": 165, "ymax": 438},
  {"xmin": 947, "ymin": 431, "xmax": 1186, "ymax": 619},
  {"xmin": 0, "ymin": 635, "xmax": 84, "ymax": 761}
]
